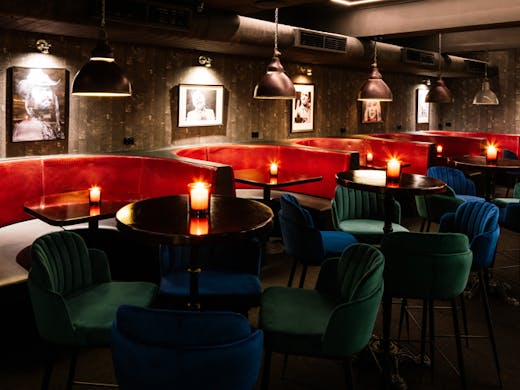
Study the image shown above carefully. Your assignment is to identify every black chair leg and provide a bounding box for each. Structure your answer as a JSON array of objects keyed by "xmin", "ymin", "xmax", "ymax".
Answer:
[
  {"xmin": 382, "ymin": 295, "xmax": 392, "ymax": 389},
  {"xmin": 281, "ymin": 353, "xmax": 289, "ymax": 380},
  {"xmin": 397, "ymin": 298, "xmax": 410, "ymax": 342},
  {"xmin": 66, "ymin": 348, "xmax": 78, "ymax": 390},
  {"xmin": 459, "ymin": 294, "xmax": 469, "ymax": 347},
  {"xmin": 451, "ymin": 299, "xmax": 467, "ymax": 390},
  {"xmin": 261, "ymin": 347, "xmax": 272, "ymax": 390},
  {"xmin": 287, "ymin": 258, "xmax": 298, "ymax": 287},
  {"xmin": 298, "ymin": 265, "xmax": 308, "ymax": 288},
  {"xmin": 420, "ymin": 219, "xmax": 426, "ymax": 232},
  {"xmin": 41, "ymin": 345, "xmax": 55, "ymax": 390},
  {"xmin": 426, "ymin": 220, "xmax": 432, "ymax": 232},
  {"xmin": 420, "ymin": 299, "xmax": 428, "ymax": 365},
  {"xmin": 478, "ymin": 270, "xmax": 503, "ymax": 387},
  {"xmin": 428, "ymin": 299, "xmax": 435, "ymax": 384},
  {"xmin": 343, "ymin": 357, "xmax": 354, "ymax": 390}
]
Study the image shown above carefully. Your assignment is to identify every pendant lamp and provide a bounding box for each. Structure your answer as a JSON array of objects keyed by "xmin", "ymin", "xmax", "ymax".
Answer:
[
  {"xmin": 253, "ymin": 8, "xmax": 295, "ymax": 99},
  {"xmin": 358, "ymin": 41, "xmax": 393, "ymax": 102},
  {"xmin": 72, "ymin": 0, "xmax": 132, "ymax": 97},
  {"xmin": 425, "ymin": 33, "xmax": 452, "ymax": 103},
  {"xmin": 473, "ymin": 63, "xmax": 499, "ymax": 105}
]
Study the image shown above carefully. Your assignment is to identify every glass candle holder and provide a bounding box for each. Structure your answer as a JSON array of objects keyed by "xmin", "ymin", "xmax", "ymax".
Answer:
[
  {"xmin": 188, "ymin": 182, "xmax": 211, "ymax": 217},
  {"xmin": 436, "ymin": 144, "xmax": 443, "ymax": 154},
  {"xmin": 366, "ymin": 152, "xmax": 374, "ymax": 164},
  {"xmin": 486, "ymin": 145, "xmax": 498, "ymax": 163},
  {"xmin": 89, "ymin": 186, "xmax": 101, "ymax": 205},
  {"xmin": 189, "ymin": 217, "xmax": 209, "ymax": 236},
  {"xmin": 386, "ymin": 158, "xmax": 401, "ymax": 182},
  {"xmin": 269, "ymin": 162, "xmax": 278, "ymax": 176},
  {"xmin": 89, "ymin": 205, "xmax": 101, "ymax": 217}
]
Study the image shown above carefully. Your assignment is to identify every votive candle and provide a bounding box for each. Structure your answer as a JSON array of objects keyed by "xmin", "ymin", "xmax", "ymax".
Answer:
[
  {"xmin": 366, "ymin": 152, "xmax": 374, "ymax": 163},
  {"xmin": 189, "ymin": 217, "xmax": 209, "ymax": 235},
  {"xmin": 386, "ymin": 158, "xmax": 401, "ymax": 182},
  {"xmin": 188, "ymin": 182, "xmax": 211, "ymax": 215},
  {"xmin": 486, "ymin": 145, "xmax": 498, "ymax": 163},
  {"xmin": 436, "ymin": 144, "xmax": 443, "ymax": 154},
  {"xmin": 89, "ymin": 186, "xmax": 101, "ymax": 204},
  {"xmin": 269, "ymin": 162, "xmax": 278, "ymax": 176}
]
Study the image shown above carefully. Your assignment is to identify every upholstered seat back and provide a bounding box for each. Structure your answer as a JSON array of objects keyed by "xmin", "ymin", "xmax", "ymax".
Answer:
[
  {"xmin": 381, "ymin": 232, "xmax": 472, "ymax": 299},
  {"xmin": 449, "ymin": 201, "xmax": 499, "ymax": 242},
  {"xmin": 427, "ymin": 166, "xmax": 476, "ymax": 196},
  {"xmin": 332, "ymin": 186, "xmax": 394, "ymax": 222},
  {"xmin": 30, "ymin": 231, "xmax": 102, "ymax": 296},
  {"xmin": 112, "ymin": 306, "xmax": 263, "ymax": 390}
]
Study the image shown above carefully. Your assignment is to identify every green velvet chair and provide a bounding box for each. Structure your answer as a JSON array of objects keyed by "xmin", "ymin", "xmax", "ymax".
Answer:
[
  {"xmin": 332, "ymin": 186, "xmax": 408, "ymax": 244},
  {"xmin": 380, "ymin": 232, "xmax": 473, "ymax": 390},
  {"xmin": 259, "ymin": 243, "xmax": 385, "ymax": 389},
  {"xmin": 415, "ymin": 186, "xmax": 465, "ymax": 232},
  {"xmin": 28, "ymin": 231, "xmax": 158, "ymax": 390}
]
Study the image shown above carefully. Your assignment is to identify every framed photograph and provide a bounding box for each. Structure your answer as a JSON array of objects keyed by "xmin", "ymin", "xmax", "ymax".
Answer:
[
  {"xmin": 8, "ymin": 67, "xmax": 68, "ymax": 142},
  {"xmin": 416, "ymin": 88, "xmax": 429, "ymax": 124},
  {"xmin": 291, "ymin": 84, "xmax": 314, "ymax": 132},
  {"xmin": 361, "ymin": 100, "xmax": 383, "ymax": 123},
  {"xmin": 178, "ymin": 84, "xmax": 224, "ymax": 127}
]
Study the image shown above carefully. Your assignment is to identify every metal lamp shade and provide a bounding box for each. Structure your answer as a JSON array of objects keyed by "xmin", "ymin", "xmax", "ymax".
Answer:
[
  {"xmin": 72, "ymin": 59, "xmax": 132, "ymax": 97},
  {"xmin": 473, "ymin": 79, "xmax": 499, "ymax": 105},
  {"xmin": 357, "ymin": 65, "xmax": 393, "ymax": 102},
  {"xmin": 254, "ymin": 56, "xmax": 295, "ymax": 99},
  {"xmin": 425, "ymin": 78, "xmax": 453, "ymax": 103}
]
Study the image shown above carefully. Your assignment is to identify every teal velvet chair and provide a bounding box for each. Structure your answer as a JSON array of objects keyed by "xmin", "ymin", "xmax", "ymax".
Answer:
[
  {"xmin": 111, "ymin": 305, "xmax": 263, "ymax": 390},
  {"xmin": 259, "ymin": 243, "xmax": 385, "ymax": 389},
  {"xmin": 332, "ymin": 186, "xmax": 408, "ymax": 244},
  {"xmin": 381, "ymin": 232, "xmax": 472, "ymax": 389},
  {"xmin": 279, "ymin": 193, "xmax": 358, "ymax": 287},
  {"xmin": 28, "ymin": 231, "xmax": 157, "ymax": 390},
  {"xmin": 415, "ymin": 186, "xmax": 465, "ymax": 232}
]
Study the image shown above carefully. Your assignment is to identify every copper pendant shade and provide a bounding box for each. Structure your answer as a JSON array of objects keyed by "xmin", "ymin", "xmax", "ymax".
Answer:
[
  {"xmin": 425, "ymin": 33, "xmax": 452, "ymax": 103},
  {"xmin": 253, "ymin": 8, "xmax": 295, "ymax": 100},
  {"xmin": 72, "ymin": 0, "xmax": 132, "ymax": 97},
  {"xmin": 358, "ymin": 41, "xmax": 393, "ymax": 102}
]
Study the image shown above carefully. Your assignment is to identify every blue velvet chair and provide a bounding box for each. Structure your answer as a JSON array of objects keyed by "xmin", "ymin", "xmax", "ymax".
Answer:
[
  {"xmin": 111, "ymin": 305, "xmax": 263, "ymax": 390},
  {"xmin": 279, "ymin": 194, "xmax": 358, "ymax": 287},
  {"xmin": 158, "ymin": 237, "xmax": 264, "ymax": 313},
  {"xmin": 439, "ymin": 201, "xmax": 502, "ymax": 387},
  {"xmin": 427, "ymin": 166, "xmax": 483, "ymax": 202},
  {"xmin": 494, "ymin": 182, "xmax": 520, "ymax": 230}
]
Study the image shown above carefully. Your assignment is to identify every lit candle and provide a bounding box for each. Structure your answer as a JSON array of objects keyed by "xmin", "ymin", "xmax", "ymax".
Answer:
[
  {"xmin": 269, "ymin": 162, "xmax": 278, "ymax": 176},
  {"xmin": 386, "ymin": 158, "xmax": 401, "ymax": 182},
  {"xmin": 436, "ymin": 144, "xmax": 443, "ymax": 154},
  {"xmin": 366, "ymin": 152, "xmax": 374, "ymax": 163},
  {"xmin": 486, "ymin": 145, "xmax": 498, "ymax": 163},
  {"xmin": 89, "ymin": 186, "xmax": 101, "ymax": 204},
  {"xmin": 188, "ymin": 182, "xmax": 211, "ymax": 215},
  {"xmin": 189, "ymin": 217, "xmax": 209, "ymax": 235}
]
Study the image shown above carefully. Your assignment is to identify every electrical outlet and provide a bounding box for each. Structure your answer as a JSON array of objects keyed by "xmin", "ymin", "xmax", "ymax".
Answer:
[
  {"xmin": 251, "ymin": 131, "xmax": 259, "ymax": 139},
  {"xmin": 123, "ymin": 137, "xmax": 135, "ymax": 145}
]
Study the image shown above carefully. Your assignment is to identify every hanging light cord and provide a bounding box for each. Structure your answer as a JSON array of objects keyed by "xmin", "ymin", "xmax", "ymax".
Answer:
[
  {"xmin": 101, "ymin": 0, "xmax": 106, "ymax": 29},
  {"xmin": 437, "ymin": 33, "xmax": 442, "ymax": 77},
  {"xmin": 373, "ymin": 41, "xmax": 378, "ymax": 67},
  {"xmin": 274, "ymin": 8, "xmax": 281, "ymax": 57},
  {"xmin": 484, "ymin": 63, "xmax": 488, "ymax": 79}
]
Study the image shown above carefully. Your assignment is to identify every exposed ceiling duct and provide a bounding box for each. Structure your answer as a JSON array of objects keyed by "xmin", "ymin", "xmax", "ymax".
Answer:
[{"xmin": 0, "ymin": 0, "xmax": 488, "ymax": 78}]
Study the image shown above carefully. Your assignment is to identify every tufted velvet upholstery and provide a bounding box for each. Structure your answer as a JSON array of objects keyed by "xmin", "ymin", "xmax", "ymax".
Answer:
[
  {"xmin": 427, "ymin": 166, "xmax": 482, "ymax": 202},
  {"xmin": 111, "ymin": 305, "xmax": 263, "ymax": 390},
  {"xmin": 278, "ymin": 194, "xmax": 357, "ymax": 287},
  {"xmin": 259, "ymin": 243, "xmax": 384, "ymax": 388},
  {"xmin": 332, "ymin": 186, "xmax": 408, "ymax": 243}
]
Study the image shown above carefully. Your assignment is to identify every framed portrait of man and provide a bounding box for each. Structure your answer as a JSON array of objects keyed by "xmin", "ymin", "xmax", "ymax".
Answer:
[
  {"xmin": 178, "ymin": 84, "xmax": 224, "ymax": 127},
  {"xmin": 361, "ymin": 100, "xmax": 383, "ymax": 123},
  {"xmin": 291, "ymin": 84, "xmax": 314, "ymax": 133},
  {"xmin": 8, "ymin": 67, "xmax": 68, "ymax": 142}
]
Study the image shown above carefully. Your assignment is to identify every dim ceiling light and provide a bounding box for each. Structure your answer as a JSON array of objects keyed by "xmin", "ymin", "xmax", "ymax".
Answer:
[
  {"xmin": 253, "ymin": 7, "xmax": 295, "ymax": 99},
  {"xmin": 425, "ymin": 33, "xmax": 452, "ymax": 104},
  {"xmin": 473, "ymin": 63, "xmax": 499, "ymax": 105},
  {"xmin": 72, "ymin": 0, "xmax": 131, "ymax": 97},
  {"xmin": 36, "ymin": 39, "xmax": 51, "ymax": 54},
  {"xmin": 358, "ymin": 41, "xmax": 393, "ymax": 102},
  {"xmin": 331, "ymin": 0, "xmax": 386, "ymax": 6},
  {"xmin": 198, "ymin": 56, "xmax": 213, "ymax": 67}
]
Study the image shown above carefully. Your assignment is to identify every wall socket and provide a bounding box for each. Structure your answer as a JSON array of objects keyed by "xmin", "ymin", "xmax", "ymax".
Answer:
[
  {"xmin": 251, "ymin": 131, "xmax": 259, "ymax": 139},
  {"xmin": 123, "ymin": 137, "xmax": 135, "ymax": 145}
]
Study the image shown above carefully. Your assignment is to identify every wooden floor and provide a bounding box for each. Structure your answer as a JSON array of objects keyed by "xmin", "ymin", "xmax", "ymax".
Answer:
[{"xmin": 1, "ymin": 190, "xmax": 519, "ymax": 390}]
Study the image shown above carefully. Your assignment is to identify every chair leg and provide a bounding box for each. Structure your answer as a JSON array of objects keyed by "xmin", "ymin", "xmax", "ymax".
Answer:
[
  {"xmin": 261, "ymin": 347, "xmax": 272, "ymax": 390},
  {"xmin": 420, "ymin": 299, "xmax": 428, "ymax": 365},
  {"xmin": 397, "ymin": 298, "xmax": 410, "ymax": 342},
  {"xmin": 66, "ymin": 348, "xmax": 78, "ymax": 390},
  {"xmin": 477, "ymin": 270, "xmax": 503, "ymax": 387},
  {"xmin": 41, "ymin": 345, "xmax": 56, "ymax": 390},
  {"xmin": 298, "ymin": 265, "xmax": 308, "ymax": 288},
  {"xmin": 426, "ymin": 220, "xmax": 432, "ymax": 232},
  {"xmin": 459, "ymin": 294, "xmax": 469, "ymax": 348},
  {"xmin": 281, "ymin": 354, "xmax": 289, "ymax": 380},
  {"xmin": 428, "ymin": 298, "xmax": 435, "ymax": 385},
  {"xmin": 451, "ymin": 299, "xmax": 467, "ymax": 390},
  {"xmin": 343, "ymin": 357, "xmax": 354, "ymax": 390},
  {"xmin": 287, "ymin": 258, "xmax": 298, "ymax": 287},
  {"xmin": 382, "ymin": 295, "xmax": 392, "ymax": 389},
  {"xmin": 420, "ymin": 219, "xmax": 426, "ymax": 232}
]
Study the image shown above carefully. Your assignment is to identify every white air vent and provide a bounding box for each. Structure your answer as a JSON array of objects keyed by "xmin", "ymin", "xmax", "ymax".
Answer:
[
  {"xmin": 294, "ymin": 29, "xmax": 348, "ymax": 53},
  {"xmin": 402, "ymin": 48, "xmax": 436, "ymax": 66}
]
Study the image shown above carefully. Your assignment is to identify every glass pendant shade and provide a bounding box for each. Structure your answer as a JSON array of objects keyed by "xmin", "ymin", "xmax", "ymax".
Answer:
[
  {"xmin": 254, "ymin": 56, "xmax": 295, "ymax": 99},
  {"xmin": 358, "ymin": 64, "xmax": 393, "ymax": 101},
  {"xmin": 425, "ymin": 78, "xmax": 452, "ymax": 103},
  {"xmin": 473, "ymin": 78, "xmax": 499, "ymax": 105}
]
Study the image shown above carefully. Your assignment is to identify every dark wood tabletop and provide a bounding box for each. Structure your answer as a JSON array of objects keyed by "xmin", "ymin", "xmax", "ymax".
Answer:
[
  {"xmin": 116, "ymin": 194, "xmax": 274, "ymax": 246},
  {"xmin": 234, "ymin": 168, "xmax": 323, "ymax": 201},
  {"xmin": 24, "ymin": 190, "xmax": 134, "ymax": 230},
  {"xmin": 450, "ymin": 155, "xmax": 520, "ymax": 170}
]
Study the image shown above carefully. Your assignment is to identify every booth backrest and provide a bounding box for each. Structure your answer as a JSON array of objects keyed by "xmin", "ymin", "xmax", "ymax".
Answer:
[
  {"xmin": 372, "ymin": 132, "xmax": 485, "ymax": 159},
  {"xmin": 291, "ymin": 136, "xmax": 433, "ymax": 175},
  {"xmin": 421, "ymin": 130, "xmax": 520, "ymax": 157},
  {"xmin": 0, "ymin": 155, "xmax": 225, "ymax": 227},
  {"xmin": 173, "ymin": 144, "xmax": 359, "ymax": 199}
]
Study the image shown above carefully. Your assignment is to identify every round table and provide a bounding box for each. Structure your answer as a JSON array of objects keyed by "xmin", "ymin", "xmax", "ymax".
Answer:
[
  {"xmin": 336, "ymin": 170, "xmax": 447, "ymax": 234},
  {"xmin": 116, "ymin": 195, "xmax": 274, "ymax": 306},
  {"xmin": 450, "ymin": 155, "xmax": 520, "ymax": 200}
]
